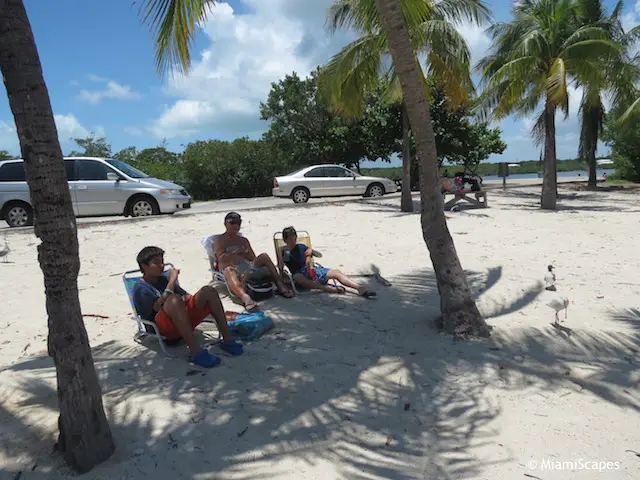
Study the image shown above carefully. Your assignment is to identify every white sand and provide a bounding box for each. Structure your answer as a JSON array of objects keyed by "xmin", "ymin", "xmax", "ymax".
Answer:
[{"xmin": 0, "ymin": 185, "xmax": 638, "ymax": 480}]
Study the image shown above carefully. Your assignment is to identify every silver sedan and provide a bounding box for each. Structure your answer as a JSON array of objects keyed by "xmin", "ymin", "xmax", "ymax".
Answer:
[{"xmin": 272, "ymin": 164, "xmax": 398, "ymax": 203}]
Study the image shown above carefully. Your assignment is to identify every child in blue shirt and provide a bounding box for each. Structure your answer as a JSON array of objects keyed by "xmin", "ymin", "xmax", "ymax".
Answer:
[{"xmin": 277, "ymin": 226, "xmax": 376, "ymax": 298}]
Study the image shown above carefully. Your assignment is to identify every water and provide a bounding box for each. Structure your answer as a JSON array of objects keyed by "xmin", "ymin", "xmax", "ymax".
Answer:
[{"xmin": 483, "ymin": 169, "xmax": 614, "ymax": 181}]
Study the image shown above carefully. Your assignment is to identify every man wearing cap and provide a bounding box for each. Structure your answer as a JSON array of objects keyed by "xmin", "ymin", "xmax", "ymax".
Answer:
[{"xmin": 214, "ymin": 212, "xmax": 293, "ymax": 309}]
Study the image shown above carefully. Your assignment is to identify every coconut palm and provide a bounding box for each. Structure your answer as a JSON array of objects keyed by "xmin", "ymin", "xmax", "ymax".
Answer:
[
  {"xmin": 361, "ymin": 0, "xmax": 490, "ymax": 336},
  {"xmin": 574, "ymin": 0, "xmax": 639, "ymax": 188},
  {"xmin": 320, "ymin": 0, "xmax": 490, "ymax": 212},
  {"xmin": 477, "ymin": 0, "xmax": 620, "ymax": 209},
  {"xmin": 0, "ymin": 0, "xmax": 208, "ymax": 472}
]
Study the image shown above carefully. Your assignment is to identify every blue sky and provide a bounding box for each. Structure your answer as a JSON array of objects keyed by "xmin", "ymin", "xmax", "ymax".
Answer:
[{"xmin": 0, "ymin": 0, "xmax": 638, "ymax": 168}]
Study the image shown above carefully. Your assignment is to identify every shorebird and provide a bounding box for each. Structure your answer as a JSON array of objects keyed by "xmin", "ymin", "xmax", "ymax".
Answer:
[
  {"xmin": 0, "ymin": 236, "xmax": 9, "ymax": 263},
  {"xmin": 548, "ymin": 295, "xmax": 569, "ymax": 325},
  {"xmin": 544, "ymin": 265, "xmax": 556, "ymax": 291}
]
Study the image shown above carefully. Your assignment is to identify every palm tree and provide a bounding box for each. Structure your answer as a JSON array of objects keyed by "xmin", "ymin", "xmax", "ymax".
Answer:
[
  {"xmin": 371, "ymin": 0, "xmax": 490, "ymax": 336},
  {"xmin": 477, "ymin": 0, "xmax": 620, "ymax": 209},
  {"xmin": 320, "ymin": 0, "xmax": 489, "ymax": 212},
  {"xmin": 0, "ymin": 0, "xmax": 207, "ymax": 472},
  {"xmin": 0, "ymin": 0, "xmax": 114, "ymax": 471},
  {"xmin": 575, "ymin": 0, "xmax": 639, "ymax": 188}
]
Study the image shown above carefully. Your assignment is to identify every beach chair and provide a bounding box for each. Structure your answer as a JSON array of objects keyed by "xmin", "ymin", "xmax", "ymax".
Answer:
[
  {"xmin": 122, "ymin": 264, "xmax": 220, "ymax": 357},
  {"xmin": 201, "ymin": 233, "xmax": 275, "ymax": 302},
  {"xmin": 273, "ymin": 230, "xmax": 336, "ymax": 294}
]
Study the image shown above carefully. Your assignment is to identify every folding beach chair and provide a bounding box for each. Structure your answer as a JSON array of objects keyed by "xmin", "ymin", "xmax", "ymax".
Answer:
[
  {"xmin": 201, "ymin": 233, "xmax": 275, "ymax": 302},
  {"xmin": 273, "ymin": 230, "xmax": 336, "ymax": 294},
  {"xmin": 122, "ymin": 264, "xmax": 220, "ymax": 357}
]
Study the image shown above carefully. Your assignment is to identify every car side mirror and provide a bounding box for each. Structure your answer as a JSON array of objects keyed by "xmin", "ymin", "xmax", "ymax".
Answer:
[{"xmin": 106, "ymin": 172, "xmax": 120, "ymax": 182}]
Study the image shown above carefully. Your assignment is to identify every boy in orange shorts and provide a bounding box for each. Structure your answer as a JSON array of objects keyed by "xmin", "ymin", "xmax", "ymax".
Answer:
[{"xmin": 133, "ymin": 246, "xmax": 243, "ymax": 367}]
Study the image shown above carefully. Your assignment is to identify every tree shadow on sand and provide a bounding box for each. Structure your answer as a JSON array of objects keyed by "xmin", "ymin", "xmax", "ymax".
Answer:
[{"xmin": 1, "ymin": 267, "xmax": 638, "ymax": 479}]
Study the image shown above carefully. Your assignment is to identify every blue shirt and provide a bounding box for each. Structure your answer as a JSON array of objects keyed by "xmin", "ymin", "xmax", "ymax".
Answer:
[
  {"xmin": 132, "ymin": 274, "xmax": 187, "ymax": 322},
  {"xmin": 284, "ymin": 244, "xmax": 308, "ymax": 275}
]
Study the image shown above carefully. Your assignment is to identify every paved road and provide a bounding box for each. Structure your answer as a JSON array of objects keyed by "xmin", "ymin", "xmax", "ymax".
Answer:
[{"xmin": 0, "ymin": 175, "xmax": 600, "ymax": 234}]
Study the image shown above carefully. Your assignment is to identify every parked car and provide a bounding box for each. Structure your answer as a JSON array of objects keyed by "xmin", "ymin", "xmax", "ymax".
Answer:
[
  {"xmin": 273, "ymin": 164, "xmax": 398, "ymax": 204},
  {"xmin": 0, "ymin": 157, "xmax": 191, "ymax": 228}
]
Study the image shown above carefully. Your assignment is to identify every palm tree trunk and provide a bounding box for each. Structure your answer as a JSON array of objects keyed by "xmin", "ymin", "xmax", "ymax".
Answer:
[
  {"xmin": 587, "ymin": 149, "xmax": 597, "ymax": 188},
  {"xmin": 375, "ymin": 0, "xmax": 489, "ymax": 337},
  {"xmin": 541, "ymin": 100, "xmax": 558, "ymax": 210},
  {"xmin": 0, "ymin": 0, "xmax": 115, "ymax": 472},
  {"xmin": 400, "ymin": 102, "xmax": 413, "ymax": 212}
]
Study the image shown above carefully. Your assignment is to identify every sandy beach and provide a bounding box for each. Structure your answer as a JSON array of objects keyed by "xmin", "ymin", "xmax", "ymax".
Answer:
[{"xmin": 0, "ymin": 184, "xmax": 638, "ymax": 480}]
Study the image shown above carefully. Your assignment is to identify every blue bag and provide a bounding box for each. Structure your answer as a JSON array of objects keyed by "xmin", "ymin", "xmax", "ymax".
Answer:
[{"xmin": 227, "ymin": 311, "xmax": 274, "ymax": 341}]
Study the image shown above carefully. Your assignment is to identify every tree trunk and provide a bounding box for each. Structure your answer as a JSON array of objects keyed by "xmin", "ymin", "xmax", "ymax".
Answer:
[
  {"xmin": 374, "ymin": 0, "xmax": 489, "ymax": 337},
  {"xmin": 587, "ymin": 149, "xmax": 597, "ymax": 188},
  {"xmin": 400, "ymin": 102, "xmax": 413, "ymax": 212},
  {"xmin": 0, "ymin": 0, "xmax": 115, "ymax": 472},
  {"xmin": 541, "ymin": 100, "xmax": 558, "ymax": 210}
]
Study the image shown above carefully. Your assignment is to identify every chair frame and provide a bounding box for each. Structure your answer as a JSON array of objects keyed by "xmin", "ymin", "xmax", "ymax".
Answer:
[
  {"xmin": 122, "ymin": 263, "xmax": 221, "ymax": 358},
  {"xmin": 273, "ymin": 230, "xmax": 336, "ymax": 294}
]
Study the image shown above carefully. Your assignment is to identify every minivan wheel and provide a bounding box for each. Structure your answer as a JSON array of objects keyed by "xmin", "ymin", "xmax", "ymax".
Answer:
[
  {"xmin": 4, "ymin": 202, "xmax": 33, "ymax": 228},
  {"xmin": 366, "ymin": 183, "xmax": 384, "ymax": 197},
  {"xmin": 291, "ymin": 187, "xmax": 310, "ymax": 204},
  {"xmin": 129, "ymin": 196, "xmax": 159, "ymax": 218}
]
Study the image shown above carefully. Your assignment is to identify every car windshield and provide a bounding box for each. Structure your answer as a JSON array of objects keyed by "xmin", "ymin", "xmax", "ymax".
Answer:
[{"xmin": 105, "ymin": 159, "xmax": 149, "ymax": 178}]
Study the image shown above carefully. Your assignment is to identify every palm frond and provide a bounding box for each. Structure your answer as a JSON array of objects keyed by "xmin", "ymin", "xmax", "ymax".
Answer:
[
  {"xmin": 135, "ymin": 0, "xmax": 212, "ymax": 77},
  {"xmin": 618, "ymin": 95, "xmax": 640, "ymax": 124},
  {"xmin": 531, "ymin": 110, "xmax": 546, "ymax": 147},
  {"xmin": 431, "ymin": 0, "xmax": 492, "ymax": 25},
  {"xmin": 546, "ymin": 57, "xmax": 569, "ymax": 116},
  {"xmin": 317, "ymin": 34, "xmax": 387, "ymax": 117}
]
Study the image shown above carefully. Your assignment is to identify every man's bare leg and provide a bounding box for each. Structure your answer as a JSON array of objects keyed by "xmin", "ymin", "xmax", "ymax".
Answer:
[
  {"xmin": 223, "ymin": 267, "xmax": 256, "ymax": 308},
  {"xmin": 193, "ymin": 286, "xmax": 232, "ymax": 341},
  {"xmin": 254, "ymin": 253, "xmax": 293, "ymax": 297},
  {"xmin": 162, "ymin": 295, "xmax": 202, "ymax": 356},
  {"xmin": 293, "ymin": 273, "xmax": 345, "ymax": 293}
]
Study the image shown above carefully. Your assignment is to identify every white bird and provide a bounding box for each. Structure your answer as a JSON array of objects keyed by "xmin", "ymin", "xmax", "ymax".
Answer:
[
  {"xmin": 544, "ymin": 265, "xmax": 556, "ymax": 291},
  {"xmin": 0, "ymin": 237, "xmax": 9, "ymax": 263},
  {"xmin": 548, "ymin": 295, "xmax": 569, "ymax": 325}
]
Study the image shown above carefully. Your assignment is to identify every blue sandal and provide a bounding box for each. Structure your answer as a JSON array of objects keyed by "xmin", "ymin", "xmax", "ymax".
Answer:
[
  {"xmin": 190, "ymin": 349, "xmax": 221, "ymax": 368},
  {"xmin": 220, "ymin": 339, "xmax": 244, "ymax": 356}
]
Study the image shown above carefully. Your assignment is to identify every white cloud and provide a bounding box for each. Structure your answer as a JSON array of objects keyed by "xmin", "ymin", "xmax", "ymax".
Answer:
[
  {"xmin": 455, "ymin": 22, "xmax": 491, "ymax": 66},
  {"xmin": 0, "ymin": 114, "xmax": 104, "ymax": 156},
  {"xmin": 148, "ymin": 0, "xmax": 354, "ymax": 139},
  {"xmin": 621, "ymin": 0, "xmax": 640, "ymax": 31},
  {"xmin": 147, "ymin": 1, "xmax": 495, "ymax": 140},
  {"xmin": 77, "ymin": 76, "xmax": 141, "ymax": 104}
]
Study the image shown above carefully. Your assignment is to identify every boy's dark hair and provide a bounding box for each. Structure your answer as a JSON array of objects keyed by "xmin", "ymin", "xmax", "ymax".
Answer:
[
  {"xmin": 137, "ymin": 246, "xmax": 165, "ymax": 271},
  {"xmin": 282, "ymin": 226, "xmax": 297, "ymax": 240}
]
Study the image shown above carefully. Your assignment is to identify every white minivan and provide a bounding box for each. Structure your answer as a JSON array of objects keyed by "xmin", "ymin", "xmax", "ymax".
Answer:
[{"xmin": 0, "ymin": 156, "xmax": 191, "ymax": 227}]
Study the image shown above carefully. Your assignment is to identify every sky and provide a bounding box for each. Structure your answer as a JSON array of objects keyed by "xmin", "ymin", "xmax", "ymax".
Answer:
[{"xmin": 0, "ymin": 0, "xmax": 638, "ymax": 168}]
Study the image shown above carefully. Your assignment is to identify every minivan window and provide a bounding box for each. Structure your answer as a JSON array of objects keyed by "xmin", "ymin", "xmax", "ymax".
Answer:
[
  {"xmin": 76, "ymin": 160, "xmax": 114, "ymax": 181},
  {"xmin": 64, "ymin": 160, "xmax": 77, "ymax": 181},
  {"xmin": 0, "ymin": 162, "xmax": 26, "ymax": 182},
  {"xmin": 106, "ymin": 159, "xmax": 149, "ymax": 178}
]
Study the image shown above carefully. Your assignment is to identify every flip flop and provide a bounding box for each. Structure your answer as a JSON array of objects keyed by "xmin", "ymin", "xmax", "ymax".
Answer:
[{"xmin": 244, "ymin": 300, "xmax": 260, "ymax": 311}]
